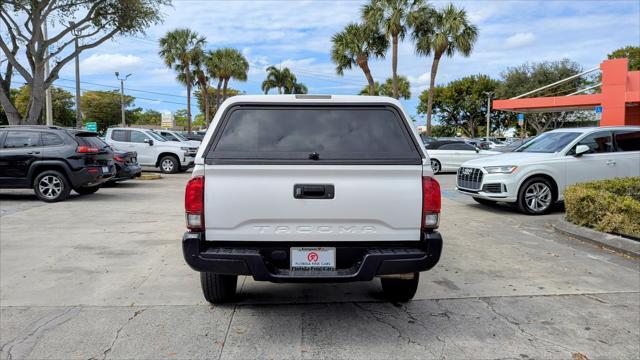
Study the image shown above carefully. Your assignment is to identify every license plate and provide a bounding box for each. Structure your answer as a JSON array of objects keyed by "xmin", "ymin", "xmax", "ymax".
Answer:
[
  {"xmin": 290, "ymin": 247, "xmax": 336, "ymax": 270},
  {"xmin": 102, "ymin": 166, "xmax": 109, "ymax": 173}
]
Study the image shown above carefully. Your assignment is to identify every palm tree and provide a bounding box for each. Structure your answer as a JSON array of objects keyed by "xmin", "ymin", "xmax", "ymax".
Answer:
[
  {"xmin": 158, "ymin": 29, "xmax": 206, "ymax": 133},
  {"xmin": 359, "ymin": 76, "xmax": 411, "ymax": 99},
  {"xmin": 331, "ymin": 23, "xmax": 388, "ymax": 95},
  {"xmin": 189, "ymin": 48, "xmax": 211, "ymax": 123},
  {"xmin": 411, "ymin": 3, "xmax": 478, "ymax": 135},
  {"xmin": 207, "ymin": 48, "xmax": 249, "ymax": 113},
  {"xmin": 261, "ymin": 66, "xmax": 306, "ymax": 94},
  {"xmin": 362, "ymin": 0, "xmax": 430, "ymax": 99}
]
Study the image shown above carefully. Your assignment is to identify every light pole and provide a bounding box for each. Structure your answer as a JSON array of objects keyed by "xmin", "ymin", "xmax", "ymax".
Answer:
[
  {"xmin": 115, "ymin": 72, "xmax": 131, "ymax": 127},
  {"xmin": 483, "ymin": 91, "xmax": 494, "ymax": 139},
  {"xmin": 71, "ymin": 23, "xmax": 90, "ymax": 129}
]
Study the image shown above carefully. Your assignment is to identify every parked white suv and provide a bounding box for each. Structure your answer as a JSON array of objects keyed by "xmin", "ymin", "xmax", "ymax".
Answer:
[
  {"xmin": 456, "ymin": 126, "xmax": 640, "ymax": 214},
  {"xmin": 156, "ymin": 129, "xmax": 201, "ymax": 148},
  {"xmin": 105, "ymin": 127, "xmax": 197, "ymax": 173},
  {"xmin": 182, "ymin": 95, "xmax": 443, "ymax": 303}
]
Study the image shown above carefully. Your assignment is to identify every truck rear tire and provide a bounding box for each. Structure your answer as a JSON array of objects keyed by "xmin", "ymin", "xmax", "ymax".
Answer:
[
  {"xmin": 200, "ymin": 272, "xmax": 237, "ymax": 303},
  {"xmin": 381, "ymin": 272, "xmax": 419, "ymax": 302}
]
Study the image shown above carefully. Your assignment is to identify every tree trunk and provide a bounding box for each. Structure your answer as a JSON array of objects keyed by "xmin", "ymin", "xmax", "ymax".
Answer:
[
  {"xmin": 215, "ymin": 78, "xmax": 223, "ymax": 116},
  {"xmin": 0, "ymin": 87, "xmax": 21, "ymax": 125},
  {"xmin": 358, "ymin": 59, "xmax": 376, "ymax": 96},
  {"xmin": 392, "ymin": 34, "xmax": 399, "ymax": 99},
  {"xmin": 26, "ymin": 64, "xmax": 46, "ymax": 125},
  {"xmin": 185, "ymin": 70, "xmax": 192, "ymax": 133},
  {"xmin": 425, "ymin": 54, "xmax": 442, "ymax": 136},
  {"xmin": 222, "ymin": 77, "xmax": 229, "ymax": 100},
  {"xmin": 201, "ymin": 82, "xmax": 210, "ymax": 125}
]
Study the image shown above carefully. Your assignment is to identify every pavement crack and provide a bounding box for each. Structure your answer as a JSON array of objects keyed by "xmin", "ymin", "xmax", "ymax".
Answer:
[
  {"xmin": 352, "ymin": 302, "xmax": 436, "ymax": 357},
  {"xmin": 1, "ymin": 306, "xmax": 80, "ymax": 360},
  {"xmin": 479, "ymin": 297, "xmax": 573, "ymax": 354},
  {"xmin": 217, "ymin": 304, "xmax": 237, "ymax": 360},
  {"xmin": 101, "ymin": 308, "xmax": 147, "ymax": 360}
]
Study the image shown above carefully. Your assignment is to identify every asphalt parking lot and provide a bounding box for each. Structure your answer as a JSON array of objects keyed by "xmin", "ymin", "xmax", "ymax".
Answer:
[{"xmin": 1, "ymin": 173, "xmax": 638, "ymax": 359}]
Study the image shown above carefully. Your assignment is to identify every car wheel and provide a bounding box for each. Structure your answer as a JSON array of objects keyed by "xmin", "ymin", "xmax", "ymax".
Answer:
[
  {"xmin": 33, "ymin": 170, "xmax": 71, "ymax": 202},
  {"xmin": 517, "ymin": 177, "xmax": 554, "ymax": 215},
  {"xmin": 473, "ymin": 197, "xmax": 496, "ymax": 206},
  {"xmin": 75, "ymin": 185, "xmax": 101, "ymax": 195},
  {"xmin": 159, "ymin": 155, "xmax": 179, "ymax": 174},
  {"xmin": 200, "ymin": 272, "xmax": 237, "ymax": 304},
  {"xmin": 381, "ymin": 272, "xmax": 419, "ymax": 302},
  {"xmin": 430, "ymin": 159, "xmax": 441, "ymax": 174}
]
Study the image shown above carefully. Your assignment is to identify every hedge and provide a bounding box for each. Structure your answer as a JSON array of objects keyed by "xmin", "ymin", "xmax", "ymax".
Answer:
[{"xmin": 564, "ymin": 177, "xmax": 640, "ymax": 238}]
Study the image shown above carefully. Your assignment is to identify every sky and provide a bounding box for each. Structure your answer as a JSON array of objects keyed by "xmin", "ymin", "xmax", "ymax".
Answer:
[{"xmin": 5, "ymin": 0, "xmax": 640, "ymax": 124}]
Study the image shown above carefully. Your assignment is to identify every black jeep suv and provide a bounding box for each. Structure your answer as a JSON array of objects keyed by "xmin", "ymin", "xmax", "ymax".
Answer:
[{"xmin": 0, "ymin": 126, "xmax": 116, "ymax": 202}]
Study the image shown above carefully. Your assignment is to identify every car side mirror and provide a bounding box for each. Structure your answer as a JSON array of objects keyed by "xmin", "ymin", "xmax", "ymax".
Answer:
[
  {"xmin": 144, "ymin": 138, "xmax": 154, "ymax": 146},
  {"xmin": 574, "ymin": 144, "xmax": 589, "ymax": 157}
]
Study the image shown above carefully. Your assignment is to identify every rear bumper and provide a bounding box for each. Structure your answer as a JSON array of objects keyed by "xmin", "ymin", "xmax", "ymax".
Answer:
[
  {"xmin": 69, "ymin": 166, "xmax": 116, "ymax": 188},
  {"xmin": 111, "ymin": 164, "xmax": 142, "ymax": 181},
  {"xmin": 182, "ymin": 232, "xmax": 443, "ymax": 283}
]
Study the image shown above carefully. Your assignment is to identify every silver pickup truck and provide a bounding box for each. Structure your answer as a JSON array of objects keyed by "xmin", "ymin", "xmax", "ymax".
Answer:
[{"xmin": 182, "ymin": 95, "xmax": 443, "ymax": 303}]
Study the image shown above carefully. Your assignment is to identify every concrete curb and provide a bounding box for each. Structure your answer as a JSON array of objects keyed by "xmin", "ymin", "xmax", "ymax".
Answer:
[
  {"xmin": 138, "ymin": 173, "xmax": 162, "ymax": 180},
  {"xmin": 552, "ymin": 219, "xmax": 640, "ymax": 258}
]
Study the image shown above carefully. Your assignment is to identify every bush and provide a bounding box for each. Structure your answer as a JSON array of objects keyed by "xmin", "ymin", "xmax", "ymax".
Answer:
[{"xmin": 564, "ymin": 177, "xmax": 640, "ymax": 238}]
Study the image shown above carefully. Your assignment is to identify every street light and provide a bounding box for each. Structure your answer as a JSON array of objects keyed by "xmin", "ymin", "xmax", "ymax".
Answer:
[
  {"xmin": 483, "ymin": 91, "xmax": 494, "ymax": 139},
  {"xmin": 115, "ymin": 72, "xmax": 132, "ymax": 127},
  {"xmin": 70, "ymin": 22, "xmax": 91, "ymax": 129}
]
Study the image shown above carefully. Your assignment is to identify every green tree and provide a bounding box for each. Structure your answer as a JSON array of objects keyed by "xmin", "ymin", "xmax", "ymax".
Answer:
[
  {"xmin": 430, "ymin": 124, "xmax": 458, "ymax": 137},
  {"xmin": 81, "ymin": 90, "xmax": 134, "ymax": 132},
  {"xmin": 359, "ymin": 76, "xmax": 411, "ymax": 99},
  {"xmin": 1, "ymin": 0, "xmax": 168, "ymax": 125},
  {"xmin": 362, "ymin": 0, "xmax": 430, "ymax": 99},
  {"xmin": 174, "ymin": 109, "xmax": 188, "ymax": 127},
  {"xmin": 13, "ymin": 85, "xmax": 75, "ymax": 127},
  {"xmin": 418, "ymin": 74, "xmax": 503, "ymax": 137},
  {"xmin": 411, "ymin": 3, "xmax": 478, "ymax": 135},
  {"xmin": 607, "ymin": 46, "xmax": 640, "ymax": 71},
  {"xmin": 331, "ymin": 23, "xmax": 388, "ymax": 95},
  {"xmin": 261, "ymin": 66, "xmax": 307, "ymax": 94},
  {"xmin": 497, "ymin": 59, "xmax": 588, "ymax": 134},
  {"xmin": 159, "ymin": 28, "xmax": 206, "ymax": 133},
  {"xmin": 194, "ymin": 86, "xmax": 241, "ymax": 115},
  {"xmin": 129, "ymin": 108, "xmax": 161, "ymax": 125},
  {"xmin": 206, "ymin": 48, "xmax": 249, "ymax": 115}
]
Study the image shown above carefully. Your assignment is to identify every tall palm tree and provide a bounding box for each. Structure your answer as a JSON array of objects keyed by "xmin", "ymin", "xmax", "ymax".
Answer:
[
  {"xmin": 411, "ymin": 3, "xmax": 478, "ymax": 135},
  {"xmin": 158, "ymin": 28, "xmax": 206, "ymax": 133},
  {"xmin": 190, "ymin": 48, "xmax": 210, "ymax": 123},
  {"xmin": 331, "ymin": 23, "xmax": 388, "ymax": 95},
  {"xmin": 362, "ymin": 0, "xmax": 430, "ymax": 99},
  {"xmin": 207, "ymin": 48, "xmax": 249, "ymax": 113}
]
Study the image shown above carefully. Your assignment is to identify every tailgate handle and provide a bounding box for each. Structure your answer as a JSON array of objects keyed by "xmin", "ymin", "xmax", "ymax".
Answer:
[{"xmin": 293, "ymin": 184, "xmax": 334, "ymax": 199}]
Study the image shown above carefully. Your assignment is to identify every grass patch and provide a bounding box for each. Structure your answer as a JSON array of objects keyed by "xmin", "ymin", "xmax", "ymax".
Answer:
[{"xmin": 564, "ymin": 177, "xmax": 640, "ymax": 238}]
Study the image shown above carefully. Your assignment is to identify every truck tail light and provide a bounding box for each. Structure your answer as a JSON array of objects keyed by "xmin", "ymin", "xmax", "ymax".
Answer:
[
  {"xmin": 77, "ymin": 146, "xmax": 99, "ymax": 153},
  {"xmin": 185, "ymin": 176, "xmax": 204, "ymax": 231},
  {"xmin": 422, "ymin": 177, "xmax": 441, "ymax": 229}
]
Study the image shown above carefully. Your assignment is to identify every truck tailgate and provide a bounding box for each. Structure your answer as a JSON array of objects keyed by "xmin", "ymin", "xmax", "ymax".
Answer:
[{"xmin": 204, "ymin": 165, "xmax": 422, "ymax": 241}]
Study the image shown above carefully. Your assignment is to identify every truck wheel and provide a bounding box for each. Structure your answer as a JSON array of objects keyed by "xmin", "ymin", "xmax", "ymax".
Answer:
[
  {"xmin": 381, "ymin": 272, "xmax": 419, "ymax": 302},
  {"xmin": 33, "ymin": 170, "xmax": 71, "ymax": 202},
  {"xmin": 200, "ymin": 272, "xmax": 237, "ymax": 303},
  {"xmin": 75, "ymin": 185, "xmax": 100, "ymax": 195},
  {"xmin": 159, "ymin": 155, "xmax": 179, "ymax": 174}
]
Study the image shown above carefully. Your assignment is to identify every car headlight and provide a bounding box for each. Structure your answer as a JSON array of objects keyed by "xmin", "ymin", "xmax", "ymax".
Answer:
[
  {"xmin": 180, "ymin": 147, "xmax": 189, "ymax": 151},
  {"xmin": 484, "ymin": 165, "xmax": 518, "ymax": 174}
]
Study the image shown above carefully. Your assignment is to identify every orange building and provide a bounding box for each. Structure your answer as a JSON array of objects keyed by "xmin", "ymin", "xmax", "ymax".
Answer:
[{"xmin": 493, "ymin": 58, "xmax": 640, "ymax": 126}]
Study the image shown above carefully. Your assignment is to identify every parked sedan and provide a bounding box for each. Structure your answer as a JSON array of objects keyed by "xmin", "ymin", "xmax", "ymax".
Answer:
[
  {"xmin": 426, "ymin": 141, "xmax": 500, "ymax": 174},
  {"xmin": 110, "ymin": 151, "xmax": 142, "ymax": 182}
]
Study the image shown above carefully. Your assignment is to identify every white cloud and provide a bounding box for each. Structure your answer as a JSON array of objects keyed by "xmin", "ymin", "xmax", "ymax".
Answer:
[
  {"xmin": 80, "ymin": 54, "xmax": 144, "ymax": 75},
  {"xmin": 408, "ymin": 72, "xmax": 431, "ymax": 87},
  {"xmin": 505, "ymin": 32, "xmax": 537, "ymax": 49}
]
